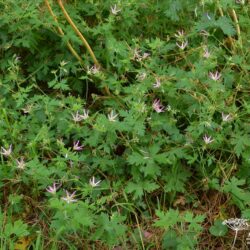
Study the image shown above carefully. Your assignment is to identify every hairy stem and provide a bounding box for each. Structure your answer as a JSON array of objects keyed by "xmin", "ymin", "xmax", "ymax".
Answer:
[
  {"xmin": 44, "ymin": 0, "xmax": 84, "ymax": 65},
  {"xmin": 230, "ymin": 9, "xmax": 242, "ymax": 47},
  {"xmin": 216, "ymin": 2, "xmax": 234, "ymax": 50},
  {"xmin": 57, "ymin": 0, "xmax": 100, "ymax": 67}
]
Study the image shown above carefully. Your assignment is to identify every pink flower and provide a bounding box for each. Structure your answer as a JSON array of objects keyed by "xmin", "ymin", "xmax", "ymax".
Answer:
[
  {"xmin": 61, "ymin": 191, "xmax": 78, "ymax": 203},
  {"xmin": 175, "ymin": 30, "xmax": 185, "ymax": 39},
  {"xmin": 133, "ymin": 49, "xmax": 150, "ymax": 61},
  {"xmin": 71, "ymin": 109, "xmax": 89, "ymax": 122},
  {"xmin": 108, "ymin": 110, "xmax": 118, "ymax": 122},
  {"xmin": 46, "ymin": 182, "xmax": 60, "ymax": 195},
  {"xmin": 110, "ymin": 4, "xmax": 121, "ymax": 15},
  {"xmin": 222, "ymin": 113, "xmax": 232, "ymax": 122},
  {"xmin": 72, "ymin": 111, "xmax": 84, "ymax": 122},
  {"xmin": 87, "ymin": 65, "xmax": 100, "ymax": 74},
  {"xmin": 176, "ymin": 41, "xmax": 188, "ymax": 50},
  {"xmin": 152, "ymin": 99, "xmax": 165, "ymax": 113},
  {"xmin": 0, "ymin": 145, "xmax": 12, "ymax": 157},
  {"xmin": 73, "ymin": 141, "xmax": 84, "ymax": 151},
  {"xmin": 200, "ymin": 30, "xmax": 209, "ymax": 36},
  {"xmin": 209, "ymin": 71, "xmax": 221, "ymax": 81},
  {"xmin": 203, "ymin": 48, "xmax": 210, "ymax": 58},
  {"xmin": 153, "ymin": 78, "xmax": 161, "ymax": 88},
  {"xmin": 89, "ymin": 176, "xmax": 101, "ymax": 187},
  {"xmin": 203, "ymin": 135, "xmax": 214, "ymax": 144},
  {"xmin": 16, "ymin": 157, "xmax": 25, "ymax": 170}
]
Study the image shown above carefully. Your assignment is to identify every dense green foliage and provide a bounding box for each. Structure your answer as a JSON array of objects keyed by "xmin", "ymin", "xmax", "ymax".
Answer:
[{"xmin": 0, "ymin": 0, "xmax": 249, "ymax": 249}]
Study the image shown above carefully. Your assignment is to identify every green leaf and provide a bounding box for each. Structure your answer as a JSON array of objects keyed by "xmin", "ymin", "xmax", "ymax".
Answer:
[
  {"xmin": 154, "ymin": 209, "xmax": 179, "ymax": 229},
  {"xmin": 216, "ymin": 16, "xmax": 236, "ymax": 36},
  {"xmin": 125, "ymin": 180, "xmax": 159, "ymax": 200},
  {"xmin": 125, "ymin": 182, "xmax": 144, "ymax": 199},
  {"xmin": 127, "ymin": 151, "xmax": 146, "ymax": 166},
  {"xmin": 164, "ymin": 1, "xmax": 182, "ymax": 21},
  {"xmin": 4, "ymin": 220, "xmax": 29, "ymax": 238},
  {"xmin": 223, "ymin": 177, "xmax": 250, "ymax": 209},
  {"xmin": 209, "ymin": 220, "xmax": 228, "ymax": 236},
  {"xmin": 231, "ymin": 133, "xmax": 250, "ymax": 157},
  {"xmin": 143, "ymin": 161, "xmax": 161, "ymax": 176},
  {"xmin": 162, "ymin": 166, "xmax": 191, "ymax": 193},
  {"xmin": 242, "ymin": 209, "xmax": 250, "ymax": 219},
  {"xmin": 93, "ymin": 213, "xmax": 127, "ymax": 246},
  {"xmin": 162, "ymin": 230, "xmax": 178, "ymax": 249},
  {"xmin": 184, "ymin": 212, "xmax": 205, "ymax": 231}
]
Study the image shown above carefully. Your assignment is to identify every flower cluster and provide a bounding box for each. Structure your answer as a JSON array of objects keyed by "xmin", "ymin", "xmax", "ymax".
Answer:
[
  {"xmin": 0, "ymin": 145, "xmax": 12, "ymax": 157},
  {"xmin": 73, "ymin": 141, "xmax": 84, "ymax": 151},
  {"xmin": 203, "ymin": 48, "xmax": 210, "ymax": 58},
  {"xmin": 175, "ymin": 29, "xmax": 188, "ymax": 50},
  {"xmin": 209, "ymin": 71, "xmax": 221, "ymax": 81},
  {"xmin": 222, "ymin": 113, "xmax": 232, "ymax": 122},
  {"xmin": 87, "ymin": 65, "xmax": 100, "ymax": 75},
  {"xmin": 153, "ymin": 78, "xmax": 161, "ymax": 88},
  {"xmin": 89, "ymin": 176, "xmax": 101, "ymax": 187},
  {"xmin": 222, "ymin": 218, "xmax": 249, "ymax": 231},
  {"xmin": 110, "ymin": 4, "xmax": 121, "ymax": 15},
  {"xmin": 72, "ymin": 109, "xmax": 89, "ymax": 122},
  {"xmin": 133, "ymin": 48, "xmax": 150, "ymax": 61},
  {"xmin": 46, "ymin": 182, "xmax": 60, "ymax": 195},
  {"xmin": 16, "ymin": 157, "xmax": 25, "ymax": 170},
  {"xmin": 136, "ymin": 72, "xmax": 147, "ymax": 81},
  {"xmin": 46, "ymin": 177, "xmax": 101, "ymax": 203},
  {"xmin": 176, "ymin": 41, "xmax": 188, "ymax": 50},
  {"xmin": 61, "ymin": 191, "xmax": 78, "ymax": 204},
  {"xmin": 108, "ymin": 110, "xmax": 118, "ymax": 122},
  {"xmin": 203, "ymin": 135, "xmax": 214, "ymax": 144},
  {"xmin": 152, "ymin": 99, "xmax": 165, "ymax": 113}
]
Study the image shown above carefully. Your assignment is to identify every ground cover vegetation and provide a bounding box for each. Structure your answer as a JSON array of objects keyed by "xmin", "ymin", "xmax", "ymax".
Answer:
[{"xmin": 0, "ymin": 0, "xmax": 250, "ymax": 249}]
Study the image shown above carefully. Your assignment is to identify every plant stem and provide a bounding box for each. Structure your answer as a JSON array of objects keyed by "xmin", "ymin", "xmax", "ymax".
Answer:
[
  {"xmin": 232, "ymin": 230, "xmax": 238, "ymax": 250},
  {"xmin": 57, "ymin": 0, "xmax": 100, "ymax": 67},
  {"xmin": 230, "ymin": 9, "xmax": 242, "ymax": 48},
  {"xmin": 216, "ymin": 1, "xmax": 234, "ymax": 49},
  {"xmin": 44, "ymin": 0, "xmax": 84, "ymax": 65}
]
